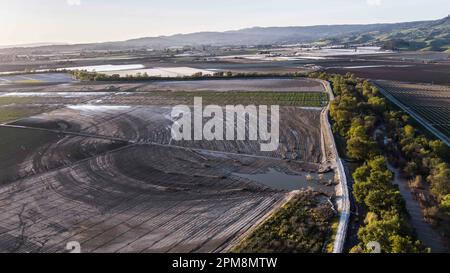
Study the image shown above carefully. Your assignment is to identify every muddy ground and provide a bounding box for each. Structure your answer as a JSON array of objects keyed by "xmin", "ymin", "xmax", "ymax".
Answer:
[
  {"xmin": 0, "ymin": 79, "xmax": 334, "ymax": 253},
  {"xmin": 0, "ymin": 142, "xmax": 293, "ymax": 253},
  {"xmin": 11, "ymin": 105, "xmax": 323, "ymax": 163}
]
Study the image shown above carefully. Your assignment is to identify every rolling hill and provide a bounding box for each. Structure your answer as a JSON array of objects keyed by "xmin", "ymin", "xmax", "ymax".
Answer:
[
  {"xmin": 1, "ymin": 16, "xmax": 449, "ymax": 53},
  {"xmin": 329, "ymin": 16, "xmax": 450, "ymax": 51}
]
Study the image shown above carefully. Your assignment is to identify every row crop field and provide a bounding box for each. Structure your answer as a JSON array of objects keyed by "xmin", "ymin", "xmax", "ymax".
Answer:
[
  {"xmin": 374, "ymin": 80, "xmax": 450, "ymax": 144},
  {"xmin": 155, "ymin": 91, "xmax": 329, "ymax": 107},
  {"xmin": 97, "ymin": 91, "xmax": 329, "ymax": 107}
]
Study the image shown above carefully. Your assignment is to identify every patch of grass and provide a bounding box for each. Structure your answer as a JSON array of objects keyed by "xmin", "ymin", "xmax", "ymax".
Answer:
[
  {"xmin": 0, "ymin": 97, "xmax": 35, "ymax": 105},
  {"xmin": 0, "ymin": 109, "xmax": 35, "ymax": 123},
  {"xmin": 325, "ymin": 217, "xmax": 340, "ymax": 253},
  {"xmin": 232, "ymin": 190, "xmax": 334, "ymax": 253},
  {"xmin": 0, "ymin": 106, "xmax": 56, "ymax": 123},
  {"xmin": 13, "ymin": 80, "xmax": 44, "ymax": 84}
]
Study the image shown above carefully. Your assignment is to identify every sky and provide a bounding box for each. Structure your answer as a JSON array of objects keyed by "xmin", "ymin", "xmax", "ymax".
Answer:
[{"xmin": 0, "ymin": 0, "xmax": 449, "ymax": 46}]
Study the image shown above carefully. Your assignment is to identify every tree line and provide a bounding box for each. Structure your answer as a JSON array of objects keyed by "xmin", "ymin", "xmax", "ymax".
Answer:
[
  {"xmin": 70, "ymin": 70, "xmax": 307, "ymax": 82},
  {"xmin": 310, "ymin": 72, "xmax": 449, "ymax": 252}
]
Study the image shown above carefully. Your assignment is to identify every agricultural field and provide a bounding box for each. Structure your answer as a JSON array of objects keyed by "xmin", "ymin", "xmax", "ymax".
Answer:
[
  {"xmin": 0, "ymin": 77, "xmax": 336, "ymax": 253},
  {"xmin": 0, "ymin": 73, "xmax": 75, "ymax": 85},
  {"xmin": 10, "ymin": 105, "xmax": 324, "ymax": 162},
  {"xmin": 374, "ymin": 80, "xmax": 450, "ymax": 145},
  {"xmin": 0, "ymin": 105, "xmax": 60, "ymax": 124},
  {"xmin": 95, "ymin": 91, "xmax": 328, "ymax": 107},
  {"xmin": 0, "ymin": 140, "xmax": 288, "ymax": 253}
]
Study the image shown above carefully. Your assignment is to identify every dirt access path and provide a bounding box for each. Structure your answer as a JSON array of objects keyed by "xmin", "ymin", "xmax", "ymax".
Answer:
[
  {"xmin": 317, "ymin": 79, "xmax": 350, "ymax": 253},
  {"xmin": 388, "ymin": 164, "xmax": 446, "ymax": 252}
]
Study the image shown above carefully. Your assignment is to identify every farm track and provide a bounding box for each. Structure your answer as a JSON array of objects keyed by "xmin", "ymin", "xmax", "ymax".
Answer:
[
  {"xmin": 318, "ymin": 80, "xmax": 350, "ymax": 253},
  {"xmin": 388, "ymin": 164, "xmax": 446, "ymax": 252}
]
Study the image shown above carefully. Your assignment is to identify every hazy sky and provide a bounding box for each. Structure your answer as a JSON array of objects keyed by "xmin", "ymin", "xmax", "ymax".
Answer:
[{"xmin": 0, "ymin": 0, "xmax": 449, "ymax": 45}]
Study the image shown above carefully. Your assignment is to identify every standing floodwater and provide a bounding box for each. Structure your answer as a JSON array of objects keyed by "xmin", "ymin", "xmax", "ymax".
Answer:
[{"xmin": 234, "ymin": 168, "xmax": 335, "ymax": 194}]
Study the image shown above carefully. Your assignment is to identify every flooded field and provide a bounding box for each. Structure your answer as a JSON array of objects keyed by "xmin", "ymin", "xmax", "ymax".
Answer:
[
  {"xmin": 0, "ymin": 92, "xmax": 111, "ymax": 98},
  {"xmin": 62, "ymin": 64, "xmax": 145, "ymax": 72},
  {"xmin": 104, "ymin": 67, "xmax": 217, "ymax": 77},
  {"xmin": 234, "ymin": 168, "xmax": 335, "ymax": 194},
  {"xmin": 0, "ymin": 77, "xmax": 325, "ymax": 93},
  {"xmin": 10, "ymin": 105, "xmax": 324, "ymax": 162},
  {"xmin": 0, "ymin": 77, "xmax": 335, "ymax": 253},
  {"xmin": 0, "ymin": 73, "xmax": 75, "ymax": 85},
  {"xmin": 216, "ymin": 47, "xmax": 391, "ymax": 62}
]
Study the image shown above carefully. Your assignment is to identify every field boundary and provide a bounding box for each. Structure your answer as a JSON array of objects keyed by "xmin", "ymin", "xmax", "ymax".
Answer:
[
  {"xmin": 221, "ymin": 191, "xmax": 295, "ymax": 253},
  {"xmin": 316, "ymin": 79, "xmax": 350, "ymax": 253}
]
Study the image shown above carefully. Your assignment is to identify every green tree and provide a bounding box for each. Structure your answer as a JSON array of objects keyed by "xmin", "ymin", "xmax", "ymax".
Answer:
[
  {"xmin": 346, "ymin": 123, "xmax": 378, "ymax": 160},
  {"xmin": 429, "ymin": 140, "xmax": 450, "ymax": 160},
  {"xmin": 404, "ymin": 125, "xmax": 415, "ymax": 138},
  {"xmin": 357, "ymin": 210, "xmax": 420, "ymax": 253},
  {"xmin": 353, "ymin": 156, "xmax": 394, "ymax": 207},
  {"xmin": 389, "ymin": 234, "xmax": 422, "ymax": 253},
  {"xmin": 440, "ymin": 194, "xmax": 450, "ymax": 215},
  {"xmin": 428, "ymin": 163, "xmax": 450, "ymax": 198},
  {"xmin": 367, "ymin": 96, "xmax": 387, "ymax": 112}
]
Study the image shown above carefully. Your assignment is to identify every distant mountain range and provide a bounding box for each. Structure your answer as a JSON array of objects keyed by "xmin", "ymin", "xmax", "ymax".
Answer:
[
  {"xmin": 2, "ymin": 16, "xmax": 449, "ymax": 53},
  {"xmin": 0, "ymin": 43, "xmax": 68, "ymax": 50}
]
